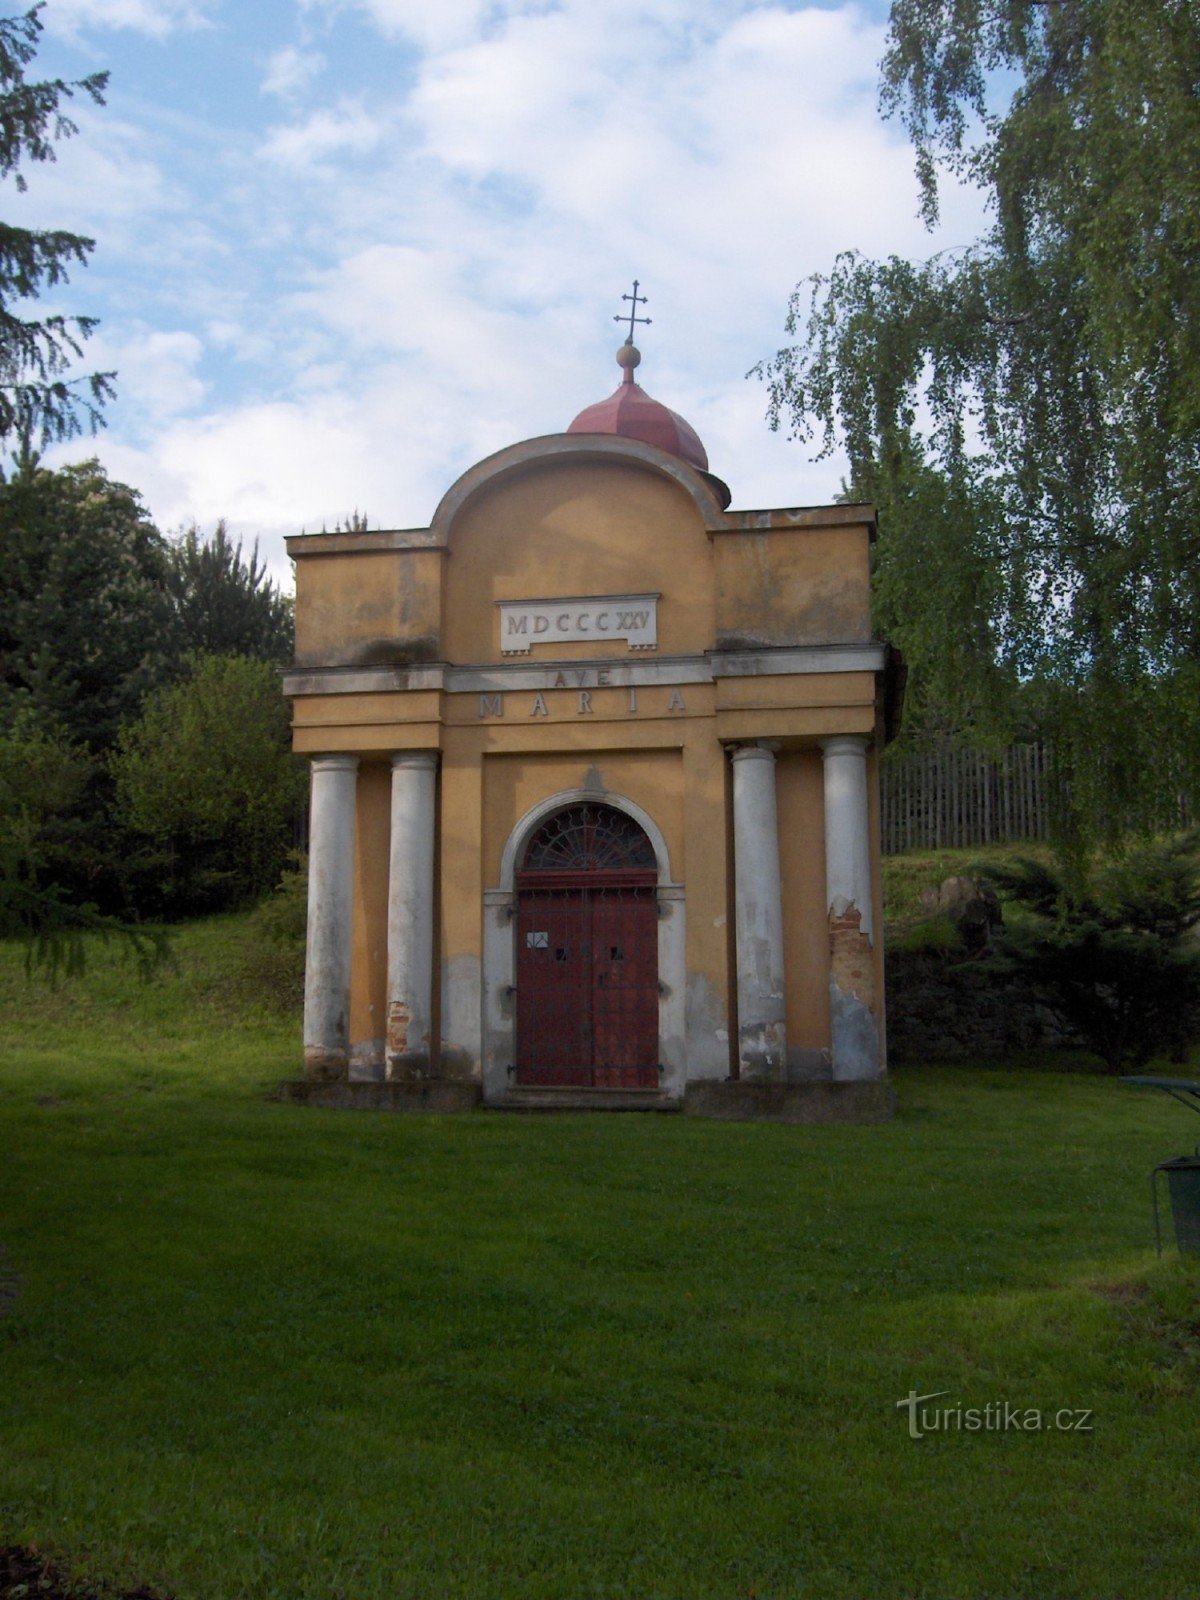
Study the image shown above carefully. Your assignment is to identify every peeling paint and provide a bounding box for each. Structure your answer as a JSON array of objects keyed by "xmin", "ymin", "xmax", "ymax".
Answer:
[
  {"xmin": 441, "ymin": 954, "xmax": 483, "ymax": 1081},
  {"xmin": 829, "ymin": 983, "xmax": 879, "ymax": 1080},
  {"xmin": 751, "ymin": 935, "xmax": 786, "ymax": 1005},
  {"xmin": 386, "ymin": 1000, "xmax": 411, "ymax": 1057},
  {"xmin": 738, "ymin": 1019, "xmax": 787, "ymax": 1082},
  {"xmin": 685, "ymin": 972, "xmax": 731, "ymax": 1080},
  {"xmin": 386, "ymin": 999, "xmax": 436, "ymax": 1081},
  {"xmin": 827, "ymin": 901, "xmax": 879, "ymax": 1078},
  {"xmin": 349, "ymin": 1037, "xmax": 385, "ymax": 1082}
]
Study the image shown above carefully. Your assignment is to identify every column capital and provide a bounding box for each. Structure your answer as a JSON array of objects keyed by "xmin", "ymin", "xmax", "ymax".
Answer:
[
  {"xmin": 310, "ymin": 752, "xmax": 360, "ymax": 773},
  {"xmin": 390, "ymin": 749, "xmax": 439, "ymax": 772},
  {"xmin": 819, "ymin": 734, "xmax": 870, "ymax": 762},
  {"xmin": 730, "ymin": 741, "xmax": 779, "ymax": 765}
]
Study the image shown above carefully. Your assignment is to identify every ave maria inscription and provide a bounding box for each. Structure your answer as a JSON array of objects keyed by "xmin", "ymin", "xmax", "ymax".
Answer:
[
  {"xmin": 478, "ymin": 678, "xmax": 687, "ymax": 719},
  {"xmin": 485, "ymin": 596, "xmax": 680, "ymax": 718}
]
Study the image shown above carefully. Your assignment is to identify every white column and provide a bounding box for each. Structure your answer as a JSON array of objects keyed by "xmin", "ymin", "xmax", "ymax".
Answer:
[
  {"xmin": 821, "ymin": 736, "xmax": 874, "ymax": 938},
  {"xmin": 386, "ymin": 751, "xmax": 438, "ymax": 1079},
  {"xmin": 731, "ymin": 742, "xmax": 787, "ymax": 1080},
  {"xmin": 303, "ymin": 754, "xmax": 358, "ymax": 1079},
  {"xmin": 820, "ymin": 735, "xmax": 879, "ymax": 1080}
]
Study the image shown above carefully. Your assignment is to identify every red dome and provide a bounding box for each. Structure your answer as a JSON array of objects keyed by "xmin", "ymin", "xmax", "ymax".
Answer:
[{"xmin": 567, "ymin": 345, "xmax": 709, "ymax": 473}]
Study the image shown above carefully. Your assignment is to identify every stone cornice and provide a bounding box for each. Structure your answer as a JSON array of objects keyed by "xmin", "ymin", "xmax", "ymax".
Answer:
[{"xmin": 282, "ymin": 642, "xmax": 889, "ymax": 698}]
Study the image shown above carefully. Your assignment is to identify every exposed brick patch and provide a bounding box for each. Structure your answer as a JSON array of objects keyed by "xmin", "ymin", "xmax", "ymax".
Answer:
[
  {"xmin": 386, "ymin": 1000, "xmax": 411, "ymax": 1057},
  {"xmin": 829, "ymin": 903, "xmax": 877, "ymax": 1010}
]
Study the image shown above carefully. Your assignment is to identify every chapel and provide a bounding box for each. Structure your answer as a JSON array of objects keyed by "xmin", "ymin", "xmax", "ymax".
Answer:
[{"xmin": 282, "ymin": 306, "xmax": 902, "ymax": 1120}]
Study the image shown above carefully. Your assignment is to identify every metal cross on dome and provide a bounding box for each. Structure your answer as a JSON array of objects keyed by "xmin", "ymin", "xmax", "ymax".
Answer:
[{"xmin": 614, "ymin": 279, "xmax": 651, "ymax": 343}]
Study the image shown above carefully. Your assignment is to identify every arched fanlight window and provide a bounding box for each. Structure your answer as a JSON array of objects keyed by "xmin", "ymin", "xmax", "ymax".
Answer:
[{"xmin": 521, "ymin": 802, "xmax": 656, "ymax": 873}]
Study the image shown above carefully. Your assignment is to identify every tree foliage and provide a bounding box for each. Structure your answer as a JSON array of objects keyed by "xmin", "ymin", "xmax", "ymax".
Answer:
[
  {"xmin": 165, "ymin": 521, "xmax": 293, "ymax": 665},
  {"xmin": 0, "ymin": 4, "xmax": 114, "ymax": 450},
  {"xmin": 982, "ymin": 838, "xmax": 1200, "ymax": 1071},
  {"xmin": 111, "ymin": 654, "xmax": 305, "ymax": 913},
  {"xmin": 0, "ymin": 710, "xmax": 165, "ymax": 975},
  {"xmin": 0, "ymin": 454, "xmax": 173, "ymax": 752},
  {"xmin": 757, "ymin": 0, "xmax": 1200, "ymax": 836},
  {"xmin": 0, "ymin": 461, "xmax": 300, "ymax": 938}
]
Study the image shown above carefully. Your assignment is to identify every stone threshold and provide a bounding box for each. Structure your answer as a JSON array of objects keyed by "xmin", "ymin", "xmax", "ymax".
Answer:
[{"xmin": 497, "ymin": 1086, "xmax": 677, "ymax": 1113}]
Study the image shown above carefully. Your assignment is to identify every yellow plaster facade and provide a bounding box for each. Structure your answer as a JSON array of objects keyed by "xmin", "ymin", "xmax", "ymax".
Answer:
[{"xmin": 285, "ymin": 404, "xmax": 900, "ymax": 1118}]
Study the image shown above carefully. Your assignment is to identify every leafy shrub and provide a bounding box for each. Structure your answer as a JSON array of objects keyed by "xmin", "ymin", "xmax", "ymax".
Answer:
[
  {"xmin": 111, "ymin": 654, "xmax": 304, "ymax": 915},
  {"xmin": 981, "ymin": 837, "xmax": 1200, "ymax": 1072},
  {"xmin": 888, "ymin": 911, "xmax": 962, "ymax": 956}
]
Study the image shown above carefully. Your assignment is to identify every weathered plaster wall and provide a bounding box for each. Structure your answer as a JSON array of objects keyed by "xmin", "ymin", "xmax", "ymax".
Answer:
[
  {"xmin": 776, "ymin": 746, "xmax": 832, "ymax": 1075},
  {"xmin": 442, "ymin": 458, "xmax": 716, "ymax": 664},
  {"xmin": 683, "ymin": 736, "xmax": 734, "ymax": 1079},
  {"xmin": 480, "ymin": 750, "xmax": 684, "ymax": 884},
  {"xmin": 294, "ymin": 546, "xmax": 443, "ymax": 668},
  {"xmin": 438, "ymin": 729, "xmax": 483, "ymax": 1081},
  {"xmin": 714, "ymin": 669, "xmax": 877, "ymax": 746},
  {"xmin": 713, "ymin": 523, "xmax": 872, "ymax": 649}
]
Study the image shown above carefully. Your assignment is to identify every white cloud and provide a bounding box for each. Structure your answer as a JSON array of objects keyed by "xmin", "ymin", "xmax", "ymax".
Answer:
[
  {"xmin": 91, "ymin": 326, "xmax": 206, "ymax": 421},
  {"xmin": 262, "ymin": 44, "xmax": 325, "ymax": 99},
  {"xmin": 81, "ymin": 379, "xmax": 471, "ymax": 586},
  {"xmin": 301, "ymin": 0, "xmax": 553, "ymax": 53},
  {"xmin": 46, "ymin": 0, "xmax": 989, "ymax": 578},
  {"xmin": 43, "ymin": 0, "xmax": 213, "ymax": 40},
  {"xmin": 5, "ymin": 107, "xmax": 177, "ymax": 237},
  {"xmin": 262, "ymin": 98, "xmax": 387, "ymax": 166}
]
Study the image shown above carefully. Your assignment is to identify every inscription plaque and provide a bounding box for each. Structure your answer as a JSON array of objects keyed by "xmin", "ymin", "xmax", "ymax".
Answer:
[{"xmin": 498, "ymin": 593, "xmax": 658, "ymax": 655}]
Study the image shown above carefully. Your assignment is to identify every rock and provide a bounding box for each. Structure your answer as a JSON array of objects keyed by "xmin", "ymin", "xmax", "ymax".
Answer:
[{"xmin": 934, "ymin": 875, "xmax": 1002, "ymax": 955}]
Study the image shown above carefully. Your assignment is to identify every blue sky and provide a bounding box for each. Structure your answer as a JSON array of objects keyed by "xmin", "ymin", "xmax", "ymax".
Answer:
[{"xmin": 20, "ymin": 0, "xmax": 983, "ymax": 584}]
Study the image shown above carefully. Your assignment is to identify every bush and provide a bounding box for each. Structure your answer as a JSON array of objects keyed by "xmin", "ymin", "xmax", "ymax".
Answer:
[
  {"xmin": 980, "ymin": 837, "xmax": 1200, "ymax": 1072},
  {"xmin": 111, "ymin": 654, "xmax": 305, "ymax": 915}
]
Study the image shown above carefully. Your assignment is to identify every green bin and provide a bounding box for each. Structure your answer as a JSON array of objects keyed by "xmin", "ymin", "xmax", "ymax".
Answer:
[{"xmin": 1153, "ymin": 1156, "xmax": 1200, "ymax": 1255}]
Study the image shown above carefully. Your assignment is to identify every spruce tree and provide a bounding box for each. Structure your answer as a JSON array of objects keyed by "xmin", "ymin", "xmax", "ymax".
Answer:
[
  {"xmin": 0, "ymin": 4, "xmax": 113, "ymax": 450},
  {"xmin": 165, "ymin": 522, "xmax": 294, "ymax": 666}
]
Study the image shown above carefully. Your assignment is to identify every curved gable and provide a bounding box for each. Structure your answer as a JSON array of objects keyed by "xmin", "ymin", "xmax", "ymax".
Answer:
[{"xmin": 438, "ymin": 434, "xmax": 723, "ymax": 665}]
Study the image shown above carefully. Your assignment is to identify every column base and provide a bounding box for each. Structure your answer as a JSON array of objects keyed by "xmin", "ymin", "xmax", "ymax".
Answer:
[
  {"xmin": 684, "ymin": 1078, "xmax": 894, "ymax": 1124},
  {"xmin": 736, "ymin": 1018, "xmax": 787, "ymax": 1081},
  {"xmin": 303, "ymin": 1046, "xmax": 349, "ymax": 1082}
]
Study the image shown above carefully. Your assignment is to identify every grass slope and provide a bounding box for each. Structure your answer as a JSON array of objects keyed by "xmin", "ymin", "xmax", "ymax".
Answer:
[{"xmin": 1, "ymin": 916, "xmax": 1198, "ymax": 1600}]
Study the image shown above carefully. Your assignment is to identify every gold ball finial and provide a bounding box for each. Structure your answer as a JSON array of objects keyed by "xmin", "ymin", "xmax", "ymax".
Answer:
[{"xmin": 616, "ymin": 342, "xmax": 641, "ymax": 371}]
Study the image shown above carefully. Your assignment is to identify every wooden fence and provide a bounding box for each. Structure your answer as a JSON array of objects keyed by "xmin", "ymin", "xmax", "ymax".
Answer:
[{"xmin": 881, "ymin": 743, "xmax": 1051, "ymax": 854}]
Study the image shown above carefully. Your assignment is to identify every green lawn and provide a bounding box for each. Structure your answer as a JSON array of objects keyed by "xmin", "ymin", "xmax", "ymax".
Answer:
[{"xmin": 1, "ymin": 918, "xmax": 1198, "ymax": 1600}]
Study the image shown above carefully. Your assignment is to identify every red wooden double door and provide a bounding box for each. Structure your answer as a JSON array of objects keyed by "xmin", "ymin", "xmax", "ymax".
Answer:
[{"xmin": 514, "ymin": 803, "xmax": 660, "ymax": 1089}]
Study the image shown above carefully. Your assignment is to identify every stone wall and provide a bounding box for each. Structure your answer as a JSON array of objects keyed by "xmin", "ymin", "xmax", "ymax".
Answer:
[{"xmin": 885, "ymin": 948, "xmax": 1079, "ymax": 1063}]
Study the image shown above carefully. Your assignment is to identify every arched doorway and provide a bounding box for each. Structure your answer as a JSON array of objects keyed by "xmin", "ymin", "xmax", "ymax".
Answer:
[{"xmin": 515, "ymin": 802, "xmax": 660, "ymax": 1088}]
